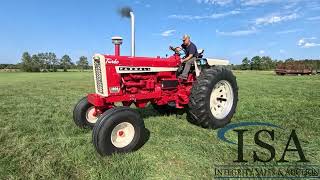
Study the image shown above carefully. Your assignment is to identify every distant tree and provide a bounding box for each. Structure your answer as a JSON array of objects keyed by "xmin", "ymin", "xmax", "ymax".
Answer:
[
  {"xmin": 77, "ymin": 56, "xmax": 89, "ymax": 71},
  {"xmin": 261, "ymin": 56, "xmax": 273, "ymax": 70},
  {"xmin": 230, "ymin": 64, "xmax": 241, "ymax": 70},
  {"xmin": 0, "ymin": 64, "xmax": 18, "ymax": 69},
  {"xmin": 44, "ymin": 53, "xmax": 52, "ymax": 71},
  {"xmin": 36, "ymin": 52, "xmax": 58, "ymax": 71},
  {"xmin": 47, "ymin": 52, "xmax": 58, "ymax": 72},
  {"xmin": 31, "ymin": 54, "xmax": 41, "ymax": 72},
  {"xmin": 285, "ymin": 58, "xmax": 294, "ymax": 62},
  {"xmin": 60, "ymin": 55, "xmax": 72, "ymax": 72},
  {"xmin": 241, "ymin": 57, "xmax": 250, "ymax": 70},
  {"xmin": 37, "ymin": 53, "xmax": 48, "ymax": 71},
  {"xmin": 251, "ymin": 56, "xmax": 262, "ymax": 70},
  {"xmin": 21, "ymin": 52, "xmax": 33, "ymax": 72}
]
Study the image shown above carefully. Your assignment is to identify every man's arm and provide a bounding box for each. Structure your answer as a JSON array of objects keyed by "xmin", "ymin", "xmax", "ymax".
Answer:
[{"xmin": 182, "ymin": 54, "xmax": 193, "ymax": 62}]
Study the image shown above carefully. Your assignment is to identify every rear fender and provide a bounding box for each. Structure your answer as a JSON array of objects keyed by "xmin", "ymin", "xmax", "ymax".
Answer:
[{"xmin": 206, "ymin": 58, "xmax": 229, "ymax": 66}]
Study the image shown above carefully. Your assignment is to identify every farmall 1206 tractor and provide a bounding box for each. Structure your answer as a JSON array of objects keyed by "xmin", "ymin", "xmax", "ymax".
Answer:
[{"xmin": 73, "ymin": 8, "xmax": 238, "ymax": 156}]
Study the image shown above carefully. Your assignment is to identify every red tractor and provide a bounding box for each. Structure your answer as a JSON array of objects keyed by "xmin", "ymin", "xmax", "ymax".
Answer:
[{"xmin": 73, "ymin": 9, "xmax": 238, "ymax": 156}]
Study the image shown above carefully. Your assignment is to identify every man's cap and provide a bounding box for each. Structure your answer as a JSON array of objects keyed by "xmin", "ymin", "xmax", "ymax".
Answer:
[{"xmin": 182, "ymin": 34, "xmax": 190, "ymax": 40}]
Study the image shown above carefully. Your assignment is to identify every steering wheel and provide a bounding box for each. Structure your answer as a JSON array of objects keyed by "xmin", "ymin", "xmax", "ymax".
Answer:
[
  {"xmin": 169, "ymin": 46, "xmax": 186, "ymax": 56},
  {"xmin": 169, "ymin": 46, "xmax": 178, "ymax": 52}
]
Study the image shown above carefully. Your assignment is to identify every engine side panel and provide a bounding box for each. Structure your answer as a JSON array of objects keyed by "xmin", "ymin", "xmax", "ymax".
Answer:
[{"xmin": 90, "ymin": 54, "xmax": 193, "ymax": 108}]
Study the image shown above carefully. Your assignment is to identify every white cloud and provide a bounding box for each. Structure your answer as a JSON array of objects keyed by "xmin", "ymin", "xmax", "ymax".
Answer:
[
  {"xmin": 282, "ymin": 0, "xmax": 304, "ymax": 10},
  {"xmin": 241, "ymin": 0, "xmax": 279, "ymax": 6},
  {"xmin": 279, "ymin": 49, "xmax": 286, "ymax": 53},
  {"xmin": 298, "ymin": 37, "xmax": 316, "ymax": 45},
  {"xmin": 307, "ymin": 16, "xmax": 320, "ymax": 21},
  {"xmin": 306, "ymin": 0, "xmax": 320, "ymax": 10},
  {"xmin": 284, "ymin": 3, "xmax": 297, "ymax": 9},
  {"xmin": 298, "ymin": 37, "xmax": 320, "ymax": 48},
  {"xmin": 255, "ymin": 13, "xmax": 299, "ymax": 25},
  {"xmin": 169, "ymin": 10, "xmax": 240, "ymax": 20},
  {"xmin": 310, "ymin": 6, "xmax": 320, "ymax": 11},
  {"xmin": 303, "ymin": 43, "xmax": 320, "ymax": 48},
  {"xmin": 216, "ymin": 27, "xmax": 257, "ymax": 36},
  {"xmin": 267, "ymin": 42, "xmax": 277, "ymax": 46},
  {"xmin": 241, "ymin": 0, "xmax": 310, "ymax": 7},
  {"xmin": 197, "ymin": 0, "xmax": 319, "ymax": 9},
  {"xmin": 161, "ymin": 30, "xmax": 176, "ymax": 37},
  {"xmin": 232, "ymin": 49, "xmax": 250, "ymax": 55},
  {"xmin": 259, "ymin": 50, "xmax": 265, "ymax": 54},
  {"xmin": 276, "ymin": 29, "xmax": 301, "ymax": 34},
  {"xmin": 197, "ymin": 0, "xmax": 233, "ymax": 6}
]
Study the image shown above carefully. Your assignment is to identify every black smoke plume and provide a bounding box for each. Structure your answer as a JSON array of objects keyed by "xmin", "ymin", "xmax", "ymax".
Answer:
[{"xmin": 119, "ymin": 6, "xmax": 133, "ymax": 18}]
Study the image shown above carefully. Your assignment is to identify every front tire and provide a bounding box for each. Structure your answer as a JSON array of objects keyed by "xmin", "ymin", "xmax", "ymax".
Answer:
[
  {"xmin": 188, "ymin": 66, "xmax": 238, "ymax": 129},
  {"xmin": 73, "ymin": 97, "xmax": 99, "ymax": 129},
  {"xmin": 92, "ymin": 107, "xmax": 146, "ymax": 156}
]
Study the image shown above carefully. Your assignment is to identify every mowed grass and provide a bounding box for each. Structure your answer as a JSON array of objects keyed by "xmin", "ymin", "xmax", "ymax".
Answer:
[{"xmin": 0, "ymin": 71, "xmax": 319, "ymax": 179}]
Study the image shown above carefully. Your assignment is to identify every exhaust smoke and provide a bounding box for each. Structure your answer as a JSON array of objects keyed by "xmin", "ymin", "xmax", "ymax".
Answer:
[
  {"xmin": 119, "ymin": 6, "xmax": 135, "ymax": 57},
  {"xmin": 118, "ymin": 6, "xmax": 132, "ymax": 18}
]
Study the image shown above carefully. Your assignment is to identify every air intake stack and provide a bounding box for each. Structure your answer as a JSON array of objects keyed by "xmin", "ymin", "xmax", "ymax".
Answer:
[{"xmin": 112, "ymin": 36, "xmax": 123, "ymax": 56}]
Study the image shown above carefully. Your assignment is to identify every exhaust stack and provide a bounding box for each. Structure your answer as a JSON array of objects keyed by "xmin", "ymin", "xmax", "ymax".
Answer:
[
  {"xmin": 119, "ymin": 7, "xmax": 135, "ymax": 57},
  {"xmin": 130, "ymin": 11, "xmax": 135, "ymax": 57}
]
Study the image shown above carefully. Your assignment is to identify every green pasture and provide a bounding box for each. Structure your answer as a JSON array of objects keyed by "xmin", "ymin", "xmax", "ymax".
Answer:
[{"xmin": 0, "ymin": 71, "xmax": 319, "ymax": 179}]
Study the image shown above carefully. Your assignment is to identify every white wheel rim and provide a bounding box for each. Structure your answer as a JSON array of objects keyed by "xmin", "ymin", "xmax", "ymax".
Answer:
[
  {"xmin": 86, "ymin": 107, "xmax": 98, "ymax": 124},
  {"xmin": 111, "ymin": 122, "xmax": 135, "ymax": 148},
  {"xmin": 210, "ymin": 80, "xmax": 234, "ymax": 120}
]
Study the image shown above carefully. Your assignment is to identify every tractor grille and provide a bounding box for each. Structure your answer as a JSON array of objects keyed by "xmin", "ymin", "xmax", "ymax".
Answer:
[{"xmin": 94, "ymin": 60, "xmax": 104, "ymax": 94}]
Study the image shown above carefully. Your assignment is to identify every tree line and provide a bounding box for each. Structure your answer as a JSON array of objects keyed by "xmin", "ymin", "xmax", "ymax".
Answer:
[
  {"xmin": 232, "ymin": 56, "xmax": 320, "ymax": 70},
  {"xmin": 2, "ymin": 53, "xmax": 319, "ymax": 72},
  {"xmin": 19, "ymin": 52, "xmax": 90, "ymax": 72}
]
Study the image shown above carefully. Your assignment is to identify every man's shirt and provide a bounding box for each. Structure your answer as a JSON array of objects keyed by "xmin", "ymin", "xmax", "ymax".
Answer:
[{"xmin": 181, "ymin": 42, "xmax": 198, "ymax": 58}]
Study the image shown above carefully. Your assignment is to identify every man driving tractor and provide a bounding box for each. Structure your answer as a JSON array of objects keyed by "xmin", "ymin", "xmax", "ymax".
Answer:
[{"xmin": 174, "ymin": 34, "xmax": 198, "ymax": 80}]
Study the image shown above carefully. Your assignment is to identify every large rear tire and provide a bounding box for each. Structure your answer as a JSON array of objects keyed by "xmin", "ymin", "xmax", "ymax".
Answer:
[
  {"xmin": 92, "ymin": 107, "xmax": 146, "ymax": 156},
  {"xmin": 188, "ymin": 66, "xmax": 238, "ymax": 129},
  {"xmin": 73, "ymin": 97, "xmax": 99, "ymax": 129}
]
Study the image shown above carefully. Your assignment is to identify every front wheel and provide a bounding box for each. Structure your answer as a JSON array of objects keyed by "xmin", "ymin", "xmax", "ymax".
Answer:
[
  {"xmin": 188, "ymin": 66, "xmax": 238, "ymax": 129},
  {"xmin": 92, "ymin": 107, "xmax": 146, "ymax": 156},
  {"xmin": 73, "ymin": 97, "xmax": 99, "ymax": 129}
]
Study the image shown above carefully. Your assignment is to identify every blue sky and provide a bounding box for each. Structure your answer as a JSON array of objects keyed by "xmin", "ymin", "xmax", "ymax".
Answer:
[{"xmin": 0, "ymin": 0, "xmax": 319, "ymax": 64}]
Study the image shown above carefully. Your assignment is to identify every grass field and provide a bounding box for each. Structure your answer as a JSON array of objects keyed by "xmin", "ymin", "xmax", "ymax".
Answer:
[{"xmin": 0, "ymin": 71, "xmax": 319, "ymax": 179}]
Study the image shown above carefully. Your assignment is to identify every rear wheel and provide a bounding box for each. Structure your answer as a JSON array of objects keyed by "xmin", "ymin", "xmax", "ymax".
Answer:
[
  {"xmin": 73, "ymin": 97, "xmax": 99, "ymax": 129},
  {"xmin": 188, "ymin": 66, "xmax": 238, "ymax": 129},
  {"xmin": 92, "ymin": 107, "xmax": 146, "ymax": 156}
]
